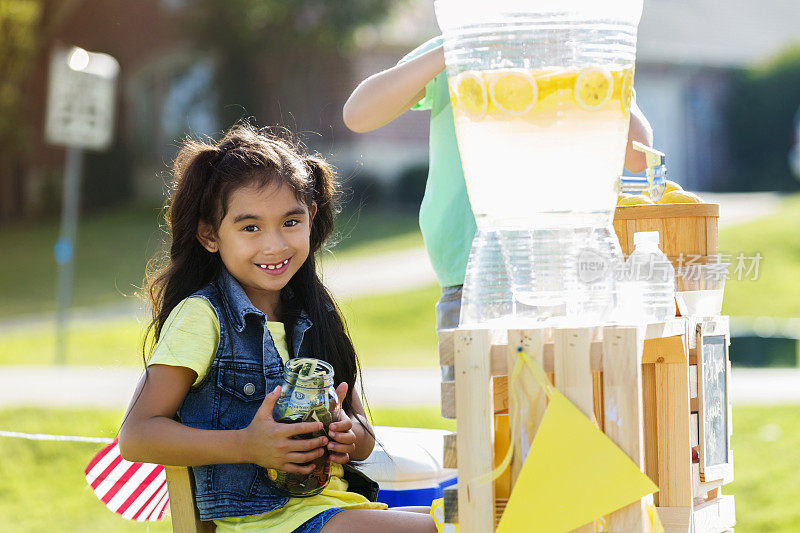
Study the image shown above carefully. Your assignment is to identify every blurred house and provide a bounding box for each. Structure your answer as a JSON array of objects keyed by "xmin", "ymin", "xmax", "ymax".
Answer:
[
  {"xmin": 15, "ymin": 0, "xmax": 353, "ymax": 219},
  {"xmin": 8, "ymin": 0, "xmax": 800, "ymax": 222},
  {"xmin": 20, "ymin": 0, "xmax": 194, "ymax": 217},
  {"xmin": 342, "ymin": 0, "xmax": 800, "ymax": 192}
]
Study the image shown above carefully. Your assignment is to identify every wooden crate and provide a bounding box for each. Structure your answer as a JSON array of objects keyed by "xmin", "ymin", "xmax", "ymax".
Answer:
[
  {"xmin": 613, "ymin": 203, "xmax": 720, "ymax": 265},
  {"xmin": 439, "ymin": 316, "xmax": 735, "ymax": 533}
]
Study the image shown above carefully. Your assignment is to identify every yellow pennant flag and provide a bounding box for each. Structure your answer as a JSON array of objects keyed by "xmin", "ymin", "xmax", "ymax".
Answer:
[{"xmin": 497, "ymin": 389, "xmax": 658, "ymax": 533}]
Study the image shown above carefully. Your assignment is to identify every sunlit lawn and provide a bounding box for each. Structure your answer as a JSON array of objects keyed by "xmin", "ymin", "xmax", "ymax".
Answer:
[
  {"xmin": 0, "ymin": 284, "xmax": 441, "ymax": 368},
  {"xmin": 0, "ymin": 406, "xmax": 453, "ymax": 533},
  {"xmin": 0, "ymin": 405, "xmax": 794, "ymax": 532},
  {"xmin": 0, "ymin": 204, "xmax": 421, "ymax": 319},
  {"xmin": 720, "ymin": 193, "xmax": 800, "ymax": 318}
]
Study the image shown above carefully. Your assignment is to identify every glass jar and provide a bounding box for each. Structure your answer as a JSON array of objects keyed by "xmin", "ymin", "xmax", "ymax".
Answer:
[{"xmin": 266, "ymin": 358, "xmax": 340, "ymax": 497}]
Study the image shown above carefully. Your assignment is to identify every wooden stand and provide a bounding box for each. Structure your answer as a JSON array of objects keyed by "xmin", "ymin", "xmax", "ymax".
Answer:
[
  {"xmin": 439, "ymin": 316, "xmax": 735, "ymax": 532},
  {"xmin": 612, "ymin": 203, "xmax": 719, "ymax": 265}
]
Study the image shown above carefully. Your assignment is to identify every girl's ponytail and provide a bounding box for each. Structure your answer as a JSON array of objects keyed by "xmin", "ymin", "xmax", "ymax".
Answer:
[
  {"xmin": 304, "ymin": 155, "xmax": 338, "ymax": 253},
  {"xmin": 144, "ymin": 144, "xmax": 224, "ymax": 350}
]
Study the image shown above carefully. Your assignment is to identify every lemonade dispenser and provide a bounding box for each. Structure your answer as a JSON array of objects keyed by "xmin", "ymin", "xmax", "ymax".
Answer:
[{"xmin": 434, "ymin": 0, "xmax": 643, "ymax": 326}]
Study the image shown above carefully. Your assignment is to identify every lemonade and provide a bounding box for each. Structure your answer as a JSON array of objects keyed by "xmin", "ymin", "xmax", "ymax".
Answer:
[
  {"xmin": 449, "ymin": 66, "xmax": 634, "ymax": 223},
  {"xmin": 434, "ymin": 0, "xmax": 642, "ymax": 325}
]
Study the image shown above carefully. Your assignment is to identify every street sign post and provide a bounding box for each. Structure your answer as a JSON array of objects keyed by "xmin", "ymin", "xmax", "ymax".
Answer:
[{"xmin": 45, "ymin": 46, "xmax": 119, "ymax": 364}]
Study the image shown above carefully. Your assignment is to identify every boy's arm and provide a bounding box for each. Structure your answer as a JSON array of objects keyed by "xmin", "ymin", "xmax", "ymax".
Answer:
[
  {"xmin": 343, "ymin": 45, "xmax": 445, "ymax": 133},
  {"xmin": 623, "ymin": 99, "xmax": 654, "ymax": 173}
]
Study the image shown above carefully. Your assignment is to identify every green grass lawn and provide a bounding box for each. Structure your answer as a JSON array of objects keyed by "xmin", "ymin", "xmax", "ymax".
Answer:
[
  {"xmin": 0, "ymin": 284, "xmax": 441, "ymax": 368},
  {"xmin": 0, "ymin": 406, "xmax": 453, "ymax": 533},
  {"xmin": 0, "ymin": 204, "xmax": 422, "ymax": 319},
  {"xmin": 719, "ymin": 193, "xmax": 800, "ymax": 318},
  {"xmin": 6, "ymin": 192, "xmax": 800, "ymax": 369},
  {"xmin": 0, "ymin": 404, "xmax": 793, "ymax": 532}
]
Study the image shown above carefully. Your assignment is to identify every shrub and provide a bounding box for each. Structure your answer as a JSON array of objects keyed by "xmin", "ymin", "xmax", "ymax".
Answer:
[
  {"xmin": 394, "ymin": 162, "xmax": 429, "ymax": 206},
  {"xmin": 725, "ymin": 46, "xmax": 800, "ymax": 191}
]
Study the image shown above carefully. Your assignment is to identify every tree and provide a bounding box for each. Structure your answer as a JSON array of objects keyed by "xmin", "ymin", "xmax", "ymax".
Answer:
[
  {"xmin": 0, "ymin": 0, "xmax": 43, "ymax": 219},
  {"xmin": 726, "ymin": 46, "xmax": 800, "ymax": 191},
  {"xmin": 186, "ymin": 0, "xmax": 395, "ymax": 129}
]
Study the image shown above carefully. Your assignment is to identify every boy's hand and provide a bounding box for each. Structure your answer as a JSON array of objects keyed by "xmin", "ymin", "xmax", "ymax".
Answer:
[
  {"xmin": 242, "ymin": 386, "xmax": 328, "ymax": 474},
  {"xmin": 327, "ymin": 382, "xmax": 357, "ymax": 464}
]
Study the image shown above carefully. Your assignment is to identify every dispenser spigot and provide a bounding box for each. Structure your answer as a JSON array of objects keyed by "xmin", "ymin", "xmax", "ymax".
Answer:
[{"xmin": 617, "ymin": 142, "xmax": 667, "ymax": 202}]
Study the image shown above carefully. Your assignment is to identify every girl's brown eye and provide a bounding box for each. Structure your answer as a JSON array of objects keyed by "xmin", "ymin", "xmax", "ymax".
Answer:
[
  {"xmin": 285, "ymin": 220, "xmax": 299, "ymax": 227},
  {"xmin": 243, "ymin": 225, "xmax": 259, "ymax": 232}
]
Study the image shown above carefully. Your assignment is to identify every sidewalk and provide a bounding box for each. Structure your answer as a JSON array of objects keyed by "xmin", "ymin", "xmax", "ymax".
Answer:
[
  {"xmin": 1, "ymin": 366, "xmax": 798, "ymax": 409},
  {"xmin": 0, "ymin": 192, "xmax": 782, "ymax": 333},
  {"xmin": 0, "ymin": 248, "xmax": 438, "ymax": 334}
]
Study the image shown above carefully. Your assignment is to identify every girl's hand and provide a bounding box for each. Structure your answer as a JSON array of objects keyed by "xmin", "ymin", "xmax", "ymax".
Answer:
[
  {"xmin": 328, "ymin": 383, "xmax": 357, "ymax": 464},
  {"xmin": 242, "ymin": 386, "xmax": 328, "ymax": 474}
]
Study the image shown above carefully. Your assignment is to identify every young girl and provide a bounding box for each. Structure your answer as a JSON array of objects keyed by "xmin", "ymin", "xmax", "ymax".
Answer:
[{"xmin": 118, "ymin": 124, "xmax": 437, "ymax": 533}]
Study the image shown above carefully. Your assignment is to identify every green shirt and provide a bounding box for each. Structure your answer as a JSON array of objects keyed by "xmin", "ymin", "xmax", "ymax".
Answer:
[{"xmin": 400, "ymin": 36, "xmax": 476, "ymax": 288}]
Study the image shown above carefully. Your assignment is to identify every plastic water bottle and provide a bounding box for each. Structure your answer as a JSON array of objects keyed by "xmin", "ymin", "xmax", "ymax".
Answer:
[
  {"xmin": 619, "ymin": 232, "xmax": 675, "ymax": 322},
  {"xmin": 459, "ymin": 228, "xmax": 513, "ymax": 327}
]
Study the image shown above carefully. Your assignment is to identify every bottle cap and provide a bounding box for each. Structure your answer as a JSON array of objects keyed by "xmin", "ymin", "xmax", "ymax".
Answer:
[{"xmin": 633, "ymin": 231, "xmax": 659, "ymax": 247}]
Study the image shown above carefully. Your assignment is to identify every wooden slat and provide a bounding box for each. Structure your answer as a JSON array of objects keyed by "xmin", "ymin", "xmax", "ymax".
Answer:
[
  {"xmin": 695, "ymin": 215, "xmax": 707, "ymax": 258},
  {"xmin": 165, "ymin": 466, "xmax": 215, "ymax": 533},
  {"xmin": 613, "ymin": 218, "xmax": 627, "ymax": 256},
  {"xmin": 494, "ymin": 413, "xmax": 511, "ymax": 500},
  {"xmin": 613, "ymin": 203, "xmax": 720, "ymax": 220},
  {"xmin": 454, "ymin": 328, "xmax": 495, "ymax": 533},
  {"xmin": 656, "ymin": 506, "xmax": 692, "ymax": 531},
  {"xmin": 439, "ymin": 328, "xmax": 455, "ymax": 366},
  {"xmin": 642, "ymin": 336, "xmax": 686, "ymax": 363},
  {"xmin": 592, "ymin": 370, "xmax": 604, "ymax": 431},
  {"xmin": 655, "ymin": 361, "xmax": 693, "ymax": 508},
  {"xmin": 554, "ymin": 327, "xmax": 599, "ymax": 532},
  {"xmin": 490, "ymin": 344, "xmax": 508, "ymax": 375},
  {"xmin": 642, "ymin": 363, "xmax": 659, "ymax": 505},
  {"xmin": 554, "ymin": 328, "xmax": 594, "ymax": 418},
  {"xmin": 442, "ymin": 486, "xmax": 509, "ymax": 528},
  {"xmin": 625, "ymin": 219, "xmax": 637, "ymax": 255},
  {"xmin": 443, "ymin": 432, "xmax": 457, "ymax": 469},
  {"xmin": 662, "ymin": 217, "xmax": 682, "ymax": 266},
  {"xmin": 693, "ymin": 495, "xmax": 736, "ymax": 533},
  {"xmin": 441, "ymin": 375, "xmax": 508, "ymax": 419},
  {"xmin": 643, "ymin": 318, "xmax": 688, "ymax": 341},
  {"xmin": 635, "ymin": 217, "xmax": 665, "ymax": 240},
  {"xmin": 705, "ymin": 216, "xmax": 718, "ymax": 256},
  {"xmin": 507, "ymin": 329, "xmax": 547, "ymax": 490},
  {"xmin": 602, "ymin": 326, "xmax": 648, "ymax": 532},
  {"xmin": 692, "ymin": 462, "xmax": 728, "ymax": 498},
  {"xmin": 443, "ymin": 484, "xmax": 458, "ymax": 524}
]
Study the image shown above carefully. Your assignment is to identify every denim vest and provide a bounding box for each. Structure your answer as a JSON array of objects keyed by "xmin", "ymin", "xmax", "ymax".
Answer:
[{"xmin": 177, "ymin": 269, "xmax": 313, "ymax": 520}]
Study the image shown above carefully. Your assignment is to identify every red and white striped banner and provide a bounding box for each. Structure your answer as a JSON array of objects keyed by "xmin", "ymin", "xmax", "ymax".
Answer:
[{"xmin": 84, "ymin": 437, "xmax": 168, "ymax": 522}]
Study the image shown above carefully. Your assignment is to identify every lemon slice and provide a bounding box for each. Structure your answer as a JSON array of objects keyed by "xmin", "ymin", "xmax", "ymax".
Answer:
[
  {"xmin": 448, "ymin": 82, "xmax": 459, "ymax": 109},
  {"xmin": 574, "ymin": 68, "xmax": 613, "ymax": 111},
  {"xmin": 620, "ymin": 68, "xmax": 634, "ymax": 114},
  {"xmin": 455, "ymin": 72, "xmax": 488, "ymax": 120},
  {"xmin": 489, "ymin": 70, "xmax": 537, "ymax": 116}
]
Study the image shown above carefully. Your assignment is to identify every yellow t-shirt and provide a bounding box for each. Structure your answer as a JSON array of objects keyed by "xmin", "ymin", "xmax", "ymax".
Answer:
[{"xmin": 147, "ymin": 297, "xmax": 386, "ymax": 532}]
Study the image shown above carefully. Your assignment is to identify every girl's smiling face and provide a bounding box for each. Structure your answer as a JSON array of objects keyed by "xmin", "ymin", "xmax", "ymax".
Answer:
[{"xmin": 197, "ymin": 182, "xmax": 316, "ymax": 318}]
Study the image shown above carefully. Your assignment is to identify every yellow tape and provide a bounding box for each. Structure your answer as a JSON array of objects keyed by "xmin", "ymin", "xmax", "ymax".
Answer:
[{"xmin": 474, "ymin": 349, "xmax": 552, "ymax": 486}]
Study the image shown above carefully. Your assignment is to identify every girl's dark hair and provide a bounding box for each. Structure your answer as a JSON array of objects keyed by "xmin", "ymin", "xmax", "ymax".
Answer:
[{"xmin": 144, "ymin": 123, "xmax": 363, "ymax": 415}]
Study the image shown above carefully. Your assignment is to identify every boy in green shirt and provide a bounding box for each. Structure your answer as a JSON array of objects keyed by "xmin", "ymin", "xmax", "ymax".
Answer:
[{"xmin": 343, "ymin": 36, "xmax": 653, "ymax": 334}]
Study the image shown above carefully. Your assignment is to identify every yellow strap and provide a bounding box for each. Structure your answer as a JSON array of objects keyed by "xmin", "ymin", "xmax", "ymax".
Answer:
[{"xmin": 474, "ymin": 349, "xmax": 552, "ymax": 486}]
